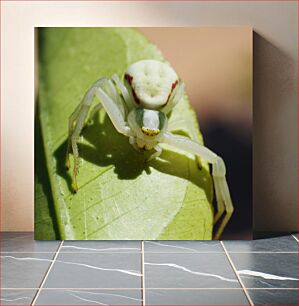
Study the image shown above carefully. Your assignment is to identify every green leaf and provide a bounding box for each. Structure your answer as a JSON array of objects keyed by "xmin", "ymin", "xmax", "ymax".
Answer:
[
  {"xmin": 38, "ymin": 27, "xmax": 214, "ymax": 240},
  {"xmin": 34, "ymin": 112, "xmax": 59, "ymax": 240}
]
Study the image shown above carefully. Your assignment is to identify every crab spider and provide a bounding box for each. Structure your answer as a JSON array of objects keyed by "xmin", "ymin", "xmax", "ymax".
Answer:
[{"xmin": 66, "ymin": 59, "xmax": 234, "ymax": 239}]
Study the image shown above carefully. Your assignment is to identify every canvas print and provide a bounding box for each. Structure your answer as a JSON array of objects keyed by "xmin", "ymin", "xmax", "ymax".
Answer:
[{"xmin": 35, "ymin": 27, "xmax": 252, "ymax": 240}]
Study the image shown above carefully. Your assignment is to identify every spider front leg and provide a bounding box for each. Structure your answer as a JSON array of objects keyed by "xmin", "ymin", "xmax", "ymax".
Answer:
[
  {"xmin": 162, "ymin": 133, "xmax": 234, "ymax": 239},
  {"xmin": 147, "ymin": 145, "xmax": 162, "ymax": 161},
  {"xmin": 129, "ymin": 136, "xmax": 141, "ymax": 152},
  {"xmin": 66, "ymin": 77, "xmax": 131, "ymax": 192},
  {"xmin": 66, "ymin": 80, "xmax": 103, "ymax": 189},
  {"xmin": 66, "ymin": 103, "xmax": 91, "ymax": 191}
]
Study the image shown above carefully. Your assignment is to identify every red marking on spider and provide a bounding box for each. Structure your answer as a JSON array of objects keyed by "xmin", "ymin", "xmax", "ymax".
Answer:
[
  {"xmin": 125, "ymin": 73, "xmax": 140, "ymax": 105},
  {"xmin": 166, "ymin": 79, "xmax": 179, "ymax": 104},
  {"xmin": 125, "ymin": 73, "xmax": 133, "ymax": 85}
]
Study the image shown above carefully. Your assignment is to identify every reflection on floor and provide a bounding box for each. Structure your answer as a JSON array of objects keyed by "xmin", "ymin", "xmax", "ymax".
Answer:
[{"xmin": 1, "ymin": 233, "xmax": 298, "ymax": 305}]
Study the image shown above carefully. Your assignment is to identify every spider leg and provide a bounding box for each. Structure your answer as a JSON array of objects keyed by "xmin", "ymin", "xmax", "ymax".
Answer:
[
  {"xmin": 129, "ymin": 136, "xmax": 141, "ymax": 152},
  {"xmin": 66, "ymin": 79, "xmax": 105, "ymax": 172},
  {"xmin": 213, "ymin": 158, "xmax": 234, "ymax": 239},
  {"xmin": 161, "ymin": 133, "xmax": 234, "ymax": 239},
  {"xmin": 112, "ymin": 74, "xmax": 134, "ymax": 110},
  {"xmin": 66, "ymin": 103, "xmax": 84, "ymax": 170},
  {"xmin": 70, "ymin": 105, "xmax": 89, "ymax": 192},
  {"xmin": 86, "ymin": 103, "xmax": 103, "ymax": 125},
  {"xmin": 167, "ymin": 119, "xmax": 203, "ymax": 169},
  {"xmin": 95, "ymin": 86, "xmax": 131, "ymax": 135},
  {"xmin": 66, "ymin": 78, "xmax": 131, "ymax": 192},
  {"xmin": 147, "ymin": 145, "xmax": 162, "ymax": 162},
  {"xmin": 162, "ymin": 81, "xmax": 185, "ymax": 115},
  {"xmin": 213, "ymin": 175, "xmax": 225, "ymax": 227}
]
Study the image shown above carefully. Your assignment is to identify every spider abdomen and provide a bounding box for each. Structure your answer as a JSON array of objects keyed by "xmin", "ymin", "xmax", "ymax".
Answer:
[{"xmin": 125, "ymin": 60, "xmax": 178, "ymax": 109}]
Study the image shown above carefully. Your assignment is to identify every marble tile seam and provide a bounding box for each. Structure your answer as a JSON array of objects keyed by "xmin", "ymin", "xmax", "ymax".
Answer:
[
  {"xmin": 141, "ymin": 241, "xmax": 145, "ymax": 306},
  {"xmin": 221, "ymin": 241, "xmax": 254, "ymax": 306},
  {"xmin": 31, "ymin": 240, "xmax": 64, "ymax": 305}
]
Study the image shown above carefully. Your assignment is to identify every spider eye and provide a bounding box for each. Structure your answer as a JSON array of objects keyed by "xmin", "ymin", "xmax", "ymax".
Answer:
[{"xmin": 141, "ymin": 127, "xmax": 160, "ymax": 137}]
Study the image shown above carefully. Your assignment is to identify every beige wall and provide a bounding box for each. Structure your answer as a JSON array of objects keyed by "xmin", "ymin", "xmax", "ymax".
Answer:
[
  {"xmin": 139, "ymin": 27, "xmax": 252, "ymax": 125},
  {"xmin": 1, "ymin": 1, "xmax": 297, "ymax": 232}
]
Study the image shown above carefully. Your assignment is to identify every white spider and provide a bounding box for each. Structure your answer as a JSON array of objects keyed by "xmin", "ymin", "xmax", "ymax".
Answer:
[{"xmin": 66, "ymin": 59, "xmax": 233, "ymax": 239}]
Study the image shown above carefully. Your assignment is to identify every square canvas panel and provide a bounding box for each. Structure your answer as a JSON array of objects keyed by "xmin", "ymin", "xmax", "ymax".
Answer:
[{"xmin": 35, "ymin": 27, "xmax": 252, "ymax": 240}]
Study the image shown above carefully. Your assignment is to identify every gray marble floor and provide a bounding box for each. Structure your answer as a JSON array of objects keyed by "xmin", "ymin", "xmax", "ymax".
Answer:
[{"xmin": 1, "ymin": 232, "xmax": 298, "ymax": 305}]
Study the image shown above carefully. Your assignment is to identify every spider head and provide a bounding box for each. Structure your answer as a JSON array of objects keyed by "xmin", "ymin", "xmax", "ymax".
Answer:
[
  {"xmin": 124, "ymin": 60, "xmax": 179, "ymax": 110},
  {"xmin": 128, "ymin": 107, "xmax": 167, "ymax": 140}
]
